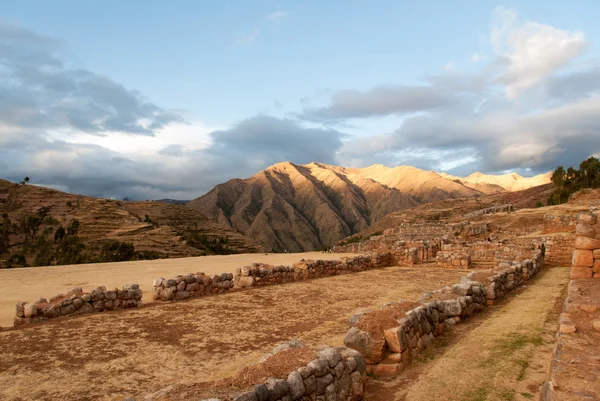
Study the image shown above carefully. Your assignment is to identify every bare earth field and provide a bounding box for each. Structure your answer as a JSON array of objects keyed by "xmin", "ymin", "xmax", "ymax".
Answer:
[
  {"xmin": 0, "ymin": 252, "xmax": 358, "ymax": 328},
  {"xmin": 365, "ymin": 266, "xmax": 570, "ymax": 401},
  {"xmin": 0, "ymin": 265, "xmax": 467, "ymax": 401}
]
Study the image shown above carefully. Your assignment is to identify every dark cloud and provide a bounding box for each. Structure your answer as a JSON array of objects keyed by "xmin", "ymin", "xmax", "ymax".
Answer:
[
  {"xmin": 0, "ymin": 20, "xmax": 182, "ymax": 136},
  {"xmin": 299, "ymin": 85, "xmax": 457, "ymax": 122}
]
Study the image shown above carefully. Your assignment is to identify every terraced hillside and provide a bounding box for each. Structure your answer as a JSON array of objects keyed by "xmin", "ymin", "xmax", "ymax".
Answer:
[{"xmin": 0, "ymin": 179, "xmax": 261, "ymax": 266}]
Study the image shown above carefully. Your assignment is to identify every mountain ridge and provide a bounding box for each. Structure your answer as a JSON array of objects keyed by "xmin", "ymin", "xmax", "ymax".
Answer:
[{"xmin": 188, "ymin": 162, "xmax": 551, "ymax": 252}]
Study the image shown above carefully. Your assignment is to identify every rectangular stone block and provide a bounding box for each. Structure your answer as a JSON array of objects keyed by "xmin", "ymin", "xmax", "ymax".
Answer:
[
  {"xmin": 572, "ymin": 266, "xmax": 593, "ymax": 279},
  {"xmin": 572, "ymin": 249, "xmax": 594, "ymax": 267}
]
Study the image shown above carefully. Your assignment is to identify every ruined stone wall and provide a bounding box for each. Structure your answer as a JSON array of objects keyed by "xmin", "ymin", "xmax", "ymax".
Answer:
[
  {"xmin": 14, "ymin": 285, "xmax": 142, "ymax": 326},
  {"xmin": 220, "ymin": 347, "xmax": 367, "ymax": 401},
  {"xmin": 571, "ymin": 211, "xmax": 600, "ymax": 279},
  {"xmin": 542, "ymin": 234, "xmax": 575, "ymax": 267},
  {"xmin": 233, "ymin": 253, "xmax": 396, "ymax": 288},
  {"xmin": 436, "ymin": 243, "xmax": 471, "ymax": 268},
  {"xmin": 343, "ymin": 248, "xmax": 545, "ymax": 376},
  {"xmin": 542, "ymin": 213, "xmax": 577, "ymax": 234},
  {"xmin": 493, "ymin": 243, "xmax": 544, "ymax": 266},
  {"xmin": 568, "ymin": 188, "xmax": 600, "ymax": 206},
  {"xmin": 335, "ymin": 236, "xmax": 441, "ymax": 264},
  {"xmin": 152, "ymin": 272, "xmax": 235, "ymax": 301}
]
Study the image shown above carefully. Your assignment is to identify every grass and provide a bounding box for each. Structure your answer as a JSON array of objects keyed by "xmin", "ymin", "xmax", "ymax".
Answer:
[{"xmin": 463, "ymin": 386, "xmax": 490, "ymax": 401}]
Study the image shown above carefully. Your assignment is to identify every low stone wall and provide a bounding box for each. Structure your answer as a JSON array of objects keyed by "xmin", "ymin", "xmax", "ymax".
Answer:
[
  {"xmin": 571, "ymin": 211, "xmax": 600, "ymax": 278},
  {"xmin": 343, "ymin": 246, "xmax": 545, "ymax": 376},
  {"xmin": 541, "ymin": 213, "xmax": 577, "ymax": 234},
  {"xmin": 234, "ymin": 253, "xmax": 396, "ymax": 288},
  {"xmin": 540, "ymin": 234, "xmax": 575, "ymax": 267},
  {"xmin": 14, "ymin": 285, "xmax": 142, "ymax": 326},
  {"xmin": 152, "ymin": 272, "xmax": 235, "ymax": 301},
  {"xmin": 224, "ymin": 347, "xmax": 367, "ymax": 401}
]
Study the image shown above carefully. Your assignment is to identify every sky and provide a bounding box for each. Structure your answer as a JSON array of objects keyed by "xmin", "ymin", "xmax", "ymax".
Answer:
[{"xmin": 1, "ymin": 0, "xmax": 600, "ymax": 200}]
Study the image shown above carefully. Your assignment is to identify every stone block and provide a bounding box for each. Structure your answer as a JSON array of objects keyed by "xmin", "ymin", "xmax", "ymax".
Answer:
[
  {"xmin": 576, "ymin": 223, "xmax": 596, "ymax": 238},
  {"xmin": 384, "ymin": 326, "xmax": 408, "ymax": 353},
  {"xmin": 571, "ymin": 266, "xmax": 593, "ymax": 279},
  {"xmin": 578, "ymin": 212, "xmax": 597, "ymax": 225},
  {"xmin": 572, "ymin": 250, "xmax": 594, "ymax": 267},
  {"xmin": 344, "ymin": 326, "xmax": 385, "ymax": 364},
  {"xmin": 370, "ymin": 363, "xmax": 402, "ymax": 377},
  {"xmin": 575, "ymin": 236, "xmax": 600, "ymax": 250}
]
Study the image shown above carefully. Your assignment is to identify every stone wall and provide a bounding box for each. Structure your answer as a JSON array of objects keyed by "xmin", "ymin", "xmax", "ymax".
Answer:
[
  {"xmin": 343, "ymin": 247, "xmax": 545, "ymax": 376},
  {"xmin": 152, "ymin": 272, "xmax": 235, "ymax": 301},
  {"xmin": 571, "ymin": 211, "xmax": 600, "ymax": 278},
  {"xmin": 14, "ymin": 285, "xmax": 142, "ymax": 326},
  {"xmin": 233, "ymin": 253, "xmax": 396, "ymax": 289},
  {"xmin": 220, "ymin": 347, "xmax": 367, "ymax": 401},
  {"xmin": 436, "ymin": 243, "xmax": 471, "ymax": 268},
  {"xmin": 541, "ymin": 213, "xmax": 577, "ymax": 234},
  {"xmin": 541, "ymin": 234, "xmax": 575, "ymax": 267}
]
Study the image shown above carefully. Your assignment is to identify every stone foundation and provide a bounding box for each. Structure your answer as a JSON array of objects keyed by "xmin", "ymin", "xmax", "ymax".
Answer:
[
  {"xmin": 14, "ymin": 284, "xmax": 142, "ymax": 326},
  {"xmin": 152, "ymin": 272, "xmax": 235, "ymax": 301}
]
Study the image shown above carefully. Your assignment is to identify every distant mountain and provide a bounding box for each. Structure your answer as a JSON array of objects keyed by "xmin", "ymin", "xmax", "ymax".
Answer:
[
  {"xmin": 188, "ymin": 162, "xmax": 490, "ymax": 252},
  {"xmin": 439, "ymin": 171, "xmax": 552, "ymax": 193},
  {"xmin": 155, "ymin": 199, "xmax": 190, "ymax": 205}
]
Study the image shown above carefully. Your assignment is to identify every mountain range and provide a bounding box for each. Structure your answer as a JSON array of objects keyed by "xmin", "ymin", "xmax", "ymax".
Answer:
[{"xmin": 187, "ymin": 162, "xmax": 551, "ymax": 252}]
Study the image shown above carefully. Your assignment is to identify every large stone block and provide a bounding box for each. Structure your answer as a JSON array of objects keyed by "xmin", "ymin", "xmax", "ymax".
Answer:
[
  {"xmin": 576, "ymin": 223, "xmax": 596, "ymax": 238},
  {"xmin": 572, "ymin": 249, "xmax": 594, "ymax": 267},
  {"xmin": 384, "ymin": 326, "xmax": 409, "ymax": 353},
  {"xmin": 572, "ymin": 266, "xmax": 593, "ymax": 279},
  {"xmin": 344, "ymin": 327, "xmax": 385, "ymax": 364},
  {"xmin": 578, "ymin": 212, "xmax": 597, "ymax": 225},
  {"xmin": 575, "ymin": 236, "xmax": 600, "ymax": 250}
]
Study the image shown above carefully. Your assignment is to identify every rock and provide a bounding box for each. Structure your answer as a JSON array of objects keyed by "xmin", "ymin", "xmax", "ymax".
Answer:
[
  {"xmin": 371, "ymin": 363, "xmax": 401, "ymax": 376},
  {"xmin": 81, "ymin": 293, "xmax": 92, "ymax": 302},
  {"xmin": 153, "ymin": 278, "xmax": 164, "ymax": 287},
  {"xmin": 237, "ymin": 276, "xmax": 255, "ymax": 288},
  {"xmin": 579, "ymin": 304, "xmax": 600, "ymax": 313},
  {"xmin": 344, "ymin": 326, "xmax": 385, "ymax": 364},
  {"xmin": 307, "ymin": 359, "xmax": 330, "ymax": 377},
  {"xmin": 572, "ymin": 266, "xmax": 593, "ymax": 279},
  {"xmin": 383, "ymin": 327, "xmax": 408, "ymax": 353},
  {"xmin": 349, "ymin": 371, "xmax": 363, "ymax": 397},
  {"xmin": 254, "ymin": 384, "xmax": 269, "ymax": 401},
  {"xmin": 174, "ymin": 291, "xmax": 190, "ymax": 300},
  {"xmin": 324, "ymin": 383, "xmax": 336, "ymax": 401},
  {"xmin": 15, "ymin": 302, "xmax": 26, "ymax": 317},
  {"xmin": 579, "ymin": 212, "xmax": 597, "ymax": 225},
  {"xmin": 442, "ymin": 299, "xmax": 462, "ymax": 317},
  {"xmin": 303, "ymin": 375, "xmax": 316, "ymax": 394},
  {"xmin": 233, "ymin": 392, "xmax": 257, "ymax": 401},
  {"xmin": 316, "ymin": 347, "xmax": 341, "ymax": 368},
  {"xmin": 576, "ymin": 222, "xmax": 597, "ymax": 238},
  {"xmin": 287, "ymin": 371, "xmax": 305, "ymax": 400},
  {"xmin": 452, "ymin": 283, "xmax": 472, "ymax": 296},
  {"xmin": 593, "ymin": 320, "xmax": 600, "ymax": 332},
  {"xmin": 575, "ymin": 236, "xmax": 600, "ymax": 250},
  {"xmin": 559, "ymin": 317, "xmax": 577, "ymax": 334},
  {"xmin": 316, "ymin": 373, "xmax": 333, "ymax": 394},
  {"xmin": 266, "ymin": 378, "xmax": 289, "ymax": 400},
  {"xmin": 23, "ymin": 303, "xmax": 37, "ymax": 318},
  {"xmin": 272, "ymin": 344, "xmax": 291, "ymax": 354},
  {"xmin": 573, "ymin": 250, "xmax": 594, "ymax": 267}
]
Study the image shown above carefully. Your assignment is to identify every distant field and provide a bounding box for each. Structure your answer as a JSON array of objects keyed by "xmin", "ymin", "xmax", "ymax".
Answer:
[
  {"xmin": 0, "ymin": 265, "xmax": 467, "ymax": 401},
  {"xmin": 0, "ymin": 252, "xmax": 358, "ymax": 328}
]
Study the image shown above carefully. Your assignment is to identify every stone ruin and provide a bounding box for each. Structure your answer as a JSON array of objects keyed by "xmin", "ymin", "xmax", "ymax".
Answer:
[{"xmin": 14, "ymin": 284, "xmax": 142, "ymax": 326}]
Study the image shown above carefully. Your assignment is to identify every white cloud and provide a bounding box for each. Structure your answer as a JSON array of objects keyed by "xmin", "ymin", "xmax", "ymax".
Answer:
[
  {"xmin": 491, "ymin": 6, "xmax": 586, "ymax": 99},
  {"xmin": 266, "ymin": 11, "xmax": 287, "ymax": 24},
  {"xmin": 443, "ymin": 61, "xmax": 455, "ymax": 71}
]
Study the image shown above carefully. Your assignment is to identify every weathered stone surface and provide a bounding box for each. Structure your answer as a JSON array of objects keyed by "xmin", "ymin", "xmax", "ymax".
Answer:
[
  {"xmin": 579, "ymin": 212, "xmax": 597, "ymax": 225},
  {"xmin": 371, "ymin": 363, "xmax": 401, "ymax": 376},
  {"xmin": 315, "ymin": 374, "xmax": 333, "ymax": 394},
  {"xmin": 237, "ymin": 276, "xmax": 255, "ymax": 288},
  {"xmin": 559, "ymin": 318, "xmax": 577, "ymax": 334},
  {"xmin": 576, "ymin": 222, "xmax": 596, "ymax": 238},
  {"xmin": 81, "ymin": 293, "xmax": 92, "ymax": 302},
  {"xmin": 315, "ymin": 347, "xmax": 341, "ymax": 368},
  {"xmin": 24, "ymin": 303, "xmax": 37, "ymax": 318},
  {"xmin": 383, "ymin": 326, "xmax": 408, "ymax": 353},
  {"xmin": 253, "ymin": 385, "xmax": 268, "ymax": 401},
  {"xmin": 15, "ymin": 302, "xmax": 25, "ymax": 317},
  {"xmin": 573, "ymin": 250, "xmax": 594, "ymax": 267},
  {"xmin": 344, "ymin": 327, "xmax": 385, "ymax": 364},
  {"xmin": 575, "ymin": 236, "xmax": 600, "ymax": 250},
  {"xmin": 572, "ymin": 266, "xmax": 593, "ymax": 279},
  {"xmin": 287, "ymin": 371, "xmax": 305, "ymax": 400},
  {"xmin": 349, "ymin": 371, "xmax": 363, "ymax": 396},
  {"xmin": 233, "ymin": 392, "xmax": 257, "ymax": 401},
  {"xmin": 324, "ymin": 383, "xmax": 336, "ymax": 401},
  {"xmin": 303, "ymin": 375, "xmax": 316, "ymax": 394},
  {"xmin": 592, "ymin": 320, "xmax": 600, "ymax": 332},
  {"xmin": 307, "ymin": 359, "xmax": 330, "ymax": 377},
  {"xmin": 266, "ymin": 378, "xmax": 289, "ymax": 400}
]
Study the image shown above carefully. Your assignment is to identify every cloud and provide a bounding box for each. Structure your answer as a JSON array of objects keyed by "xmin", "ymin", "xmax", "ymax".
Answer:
[
  {"xmin": 443, "ymin": 61, "xmax": 455, "ymax": 71},
  {"xmin": 490, "ymin": 6, "xmax": 586, "ymax": 99},
  {"xmin": 470, "ymin": 53, "xmax": 484, "ymax": 63},
  {"xmin": 266, "ymin": 11, "xmax": 287, "ymax": 24},
  {"xmin": 0, "ymin": 20, "xmax": 183, "ymax": 136},
  {"xmin": 300, "ymin": 85, "xmax": 457, "ymax": 122}
]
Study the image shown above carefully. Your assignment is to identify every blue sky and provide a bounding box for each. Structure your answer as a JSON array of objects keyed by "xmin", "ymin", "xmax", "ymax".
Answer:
[{"xmin": 1, "ymin": 0, "xmax": 600, "ymax": 199}]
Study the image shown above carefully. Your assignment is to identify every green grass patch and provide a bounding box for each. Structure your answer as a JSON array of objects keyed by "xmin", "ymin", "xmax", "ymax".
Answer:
[
  {"xmin": 521, "ymin": 393, "xmax": 534, "ymax": 399},
  {"xmin": 516, "ymin": 359, "xmax": 530, "ymax": 381},
  {"xmin": 463, "ymin": 386, "xmax": 490, "ymax": 401}
]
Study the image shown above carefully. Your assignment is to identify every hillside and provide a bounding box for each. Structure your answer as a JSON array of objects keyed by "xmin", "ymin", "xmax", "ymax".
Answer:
[
  {"xmin": 0, "ymin": 180, "xmax": 261, "ymax": 267},
  {"xmin": 188, "ymin": 162, "xmax": 551, "ymax": 252}
]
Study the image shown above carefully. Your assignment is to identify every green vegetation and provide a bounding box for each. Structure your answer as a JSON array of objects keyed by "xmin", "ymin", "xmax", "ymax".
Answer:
[
  {"xmin": 338, "ymin": 235, "xmax": 362, "ymax": 246},
  {"xmin": 184, "ymin": 231, "xmax": 235, "ymax": 255},
  {"xmin": 548, "ymin": 156, "xmax": 600, "ymax": 205}
]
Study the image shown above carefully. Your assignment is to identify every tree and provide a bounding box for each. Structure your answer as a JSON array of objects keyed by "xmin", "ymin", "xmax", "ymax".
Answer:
[{"xmin": 548, "ymin": 157, "xmax": 600, "ymax": 205}]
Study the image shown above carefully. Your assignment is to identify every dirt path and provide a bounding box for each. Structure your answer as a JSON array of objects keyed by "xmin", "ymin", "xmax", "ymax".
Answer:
[
  {"xmin": 0, "ymin": 266, "xmax": 467, "ymax": 401},
  {"xmin": 0, "ymin": 252, "xmax": 358, "ymax": 327},
  {"xmin": 365, "ymin": 266, "xmax": 570, "ymax": 401}
]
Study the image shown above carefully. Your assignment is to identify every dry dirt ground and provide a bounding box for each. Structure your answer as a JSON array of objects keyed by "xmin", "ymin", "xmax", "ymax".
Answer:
[
  {"xmin": 365, "ymin": 266, "xmax": 570, "ymax": 401},
  {"xmin": 0, "ymin": 252, "xmax": 358, "ymax": 328},
  {"xmin": 0, "ymin": 265, "xmax": 467, "ymax": 401}
]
